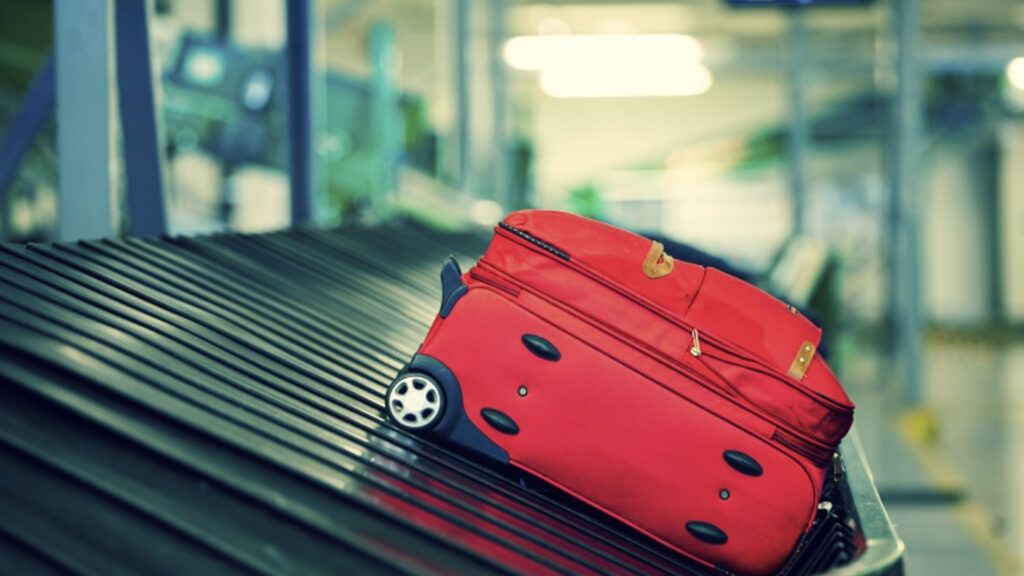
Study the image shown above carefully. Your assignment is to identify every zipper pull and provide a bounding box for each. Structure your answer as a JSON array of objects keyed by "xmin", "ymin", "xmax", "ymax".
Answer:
[
  {"xmin": 832, "ymin": 452, "xmax": 845, "ymax": 481},
  {"xmin": 689, "ymin": 328, "xmax": 702, "ymax": 357}
]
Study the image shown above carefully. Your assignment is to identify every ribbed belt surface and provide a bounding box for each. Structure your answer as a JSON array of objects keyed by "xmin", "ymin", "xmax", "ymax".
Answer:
[{"xmin": 0, "ymin": 225, "xmax": 715, "ymax": 576}]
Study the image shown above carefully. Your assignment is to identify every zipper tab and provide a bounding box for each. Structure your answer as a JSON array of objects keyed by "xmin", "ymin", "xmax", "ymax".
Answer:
[
  {"xmin": 689, "ymin": 328, "xmax": 702, "ymax": 358},
  {"xmin": 832, "ymin": 452, "xmax": 845, "ymax": 481}
]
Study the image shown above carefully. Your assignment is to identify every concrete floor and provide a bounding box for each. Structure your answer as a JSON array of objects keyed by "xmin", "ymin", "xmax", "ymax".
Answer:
[{"xmin": 848, "ymin": 335, "xmax": 1023, "ymax": 576}]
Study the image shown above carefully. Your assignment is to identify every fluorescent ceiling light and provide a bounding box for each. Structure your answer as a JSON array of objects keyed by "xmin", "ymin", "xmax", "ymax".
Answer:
[
  {"xmin": 504, "ymin": 34, "xmax": 704, "ymax": 72},
  {"xmin": 503, "ymin": 33, "xmax": 711, "ymax": 98},
  {"xmin": 1008, "ymin": 56, "xmax": 1024, "ymax": 91},
  {"xmin": 540, "ymin": 63, "xmax": 712, "ymax": 98}
]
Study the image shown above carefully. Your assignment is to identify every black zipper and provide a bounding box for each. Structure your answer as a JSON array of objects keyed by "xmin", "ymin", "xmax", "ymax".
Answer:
[{"xmin": 498, "ymin": 222, "xmax": 570, "ymax": 260}]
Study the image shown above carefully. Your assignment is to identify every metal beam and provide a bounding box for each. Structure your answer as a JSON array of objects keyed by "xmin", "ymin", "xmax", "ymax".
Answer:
[
  {"xmin": 890, "ymin": 0, "xmax": 924, "ymax": 406},
  {"xmin": 55, "ymin": 0, "xmax": 116, "ymax": 241},
  {"xmin": 490, "ymin": 0, "xmax": 511, "ymax": 211},
  {"xmin": 453, "ymin": 0, "xmax": 470, "ymax": 191},
  {"xmin": 286, "ymin": 0, "xmax": 316, "ymax": 225},
  {"xmin": 785, "ymin": 7, "xmax": 810, "ymax": 236},
  {"xmin": 368, "ymin": 21, "xmax": 398, "ymax": 216},
  {"xmin": 215, "ymin": 0, "xmax": 231, "ymax": 39},
  {"xmin": 0, "ymin": 54, "xmax": 54, "ymax": 203},
  {"xmin": 689, "ymin": 41, "xmax": 1024, "ymax": 76},
  {"xmin": 115, "ymin": 0, "xmax": 168, "ymax": 237}
]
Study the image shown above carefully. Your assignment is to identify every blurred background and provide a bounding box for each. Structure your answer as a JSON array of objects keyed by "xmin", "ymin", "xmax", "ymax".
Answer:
[{"xmin": 0, "ymin": 0, "xmax": 1022, "ymax": 574}]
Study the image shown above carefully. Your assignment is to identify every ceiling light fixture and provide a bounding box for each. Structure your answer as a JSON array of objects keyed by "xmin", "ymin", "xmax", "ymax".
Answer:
[
  {"xmin": 540, "ymin": 62, "xmax": 712, "ymax": 98},
  {"xmin": 504, "ymin": 34, "xmax": 703, "ymax": 71},
  {"xmin": 503, "ymin": 34, "xmax": 711, "ymax": 98},
  {"xmin": 1007, "ymin": 57, "xmax": 1024, "ymax": 91}
]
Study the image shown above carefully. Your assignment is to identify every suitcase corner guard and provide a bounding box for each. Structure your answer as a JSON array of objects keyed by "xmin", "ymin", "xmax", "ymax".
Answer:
[
  {"xmin": 439, "ymin": 257, "xmax": 468, "ymax": 318},
  {"xmin": 406, "ymin": 354, "xmax": 509, "ymax": 464}
]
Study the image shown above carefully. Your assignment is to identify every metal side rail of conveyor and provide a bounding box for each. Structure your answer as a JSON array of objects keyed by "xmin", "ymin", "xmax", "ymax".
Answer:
[{"xmin": 0, "ymin": 222, "xmax": 904, "ymax": 576}]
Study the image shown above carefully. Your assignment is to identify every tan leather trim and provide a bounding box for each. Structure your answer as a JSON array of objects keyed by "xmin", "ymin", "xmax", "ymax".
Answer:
[
  {"xmin": 642, "ymin": 241, "xmax": 674, "ymax": 279},
  {"xmin": 788, "ymin": 340, "xmax": 816, "ymax": 380}
]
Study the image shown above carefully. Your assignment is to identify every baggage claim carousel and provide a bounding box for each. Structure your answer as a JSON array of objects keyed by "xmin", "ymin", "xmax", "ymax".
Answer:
[{"xmin": 0, "ymin": 223, "xmax": 903, "ymax": 575}]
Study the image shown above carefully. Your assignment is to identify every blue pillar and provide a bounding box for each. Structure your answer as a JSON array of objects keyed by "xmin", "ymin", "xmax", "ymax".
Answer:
[
  {"xmin": 115, "ymin": 0, "xmax": 168, "ymax": 237},
  {"xmin": 286, "ymin": 0, "xmax": 316, "ymax": 226}
]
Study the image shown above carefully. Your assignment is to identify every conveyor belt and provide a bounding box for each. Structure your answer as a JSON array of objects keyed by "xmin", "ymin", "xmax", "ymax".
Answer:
[{"xmin": 0, "ymin": 224, "xmax": 865, "ymax": 575}]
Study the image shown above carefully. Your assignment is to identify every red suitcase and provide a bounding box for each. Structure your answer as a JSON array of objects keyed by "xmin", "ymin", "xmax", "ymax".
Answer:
[{"xmin": 386, "ymin": 210, "xmax": 855, "ymax": 575}]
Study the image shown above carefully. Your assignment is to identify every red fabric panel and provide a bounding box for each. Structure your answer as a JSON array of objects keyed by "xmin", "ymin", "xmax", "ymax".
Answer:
[{"xmin": 422, "ymin": 289, "xmax": 817, "ymax": 575}]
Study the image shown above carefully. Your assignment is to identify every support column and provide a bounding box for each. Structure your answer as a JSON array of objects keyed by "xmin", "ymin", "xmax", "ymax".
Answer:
[
  {"xmin": 890, "ymin": 0, "xmax": 924, "ymax": 406},
  {"xmin": 286, "ymin": 0, "xmax": 316, "ymax": 225},
  {"xmin": 369, "ymin": 21, "xmax": 398, "ymax": 215},
  {"xmin": 785, "ymin": 7, "xmax": 810, "ymax": 236},
  {"xmin": 453, "ymin": 0, "xmax": 470, "ymax": 192},
  {"xmin": 489, "ymin": 0, "xmax": 511, "ymax": 211},
  {"xmin": 115, "ymin": 0, "xmax": 168, "ymax": 237},
  {"xmin": 56, "ymin": 0, "xmax": 117, "ymax": 241}
]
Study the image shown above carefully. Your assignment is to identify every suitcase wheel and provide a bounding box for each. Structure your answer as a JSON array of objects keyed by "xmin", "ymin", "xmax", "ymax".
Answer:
[{"xmin": 386, "ymin": 372, "xmax": 446, "ymax": 431}]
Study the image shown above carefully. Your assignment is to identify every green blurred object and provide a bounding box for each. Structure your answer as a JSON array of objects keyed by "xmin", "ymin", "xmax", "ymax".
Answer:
[
  {"xmin": 568, "ymin": 183, "xmax": 604, "ymax": 219},
  {"xmin": 0, "ymin": 0, "xmax": 52, "ymax": 87},
  {"xmin": 163, "ymin": 33, "xmax": 438, "ymax": 225}
]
